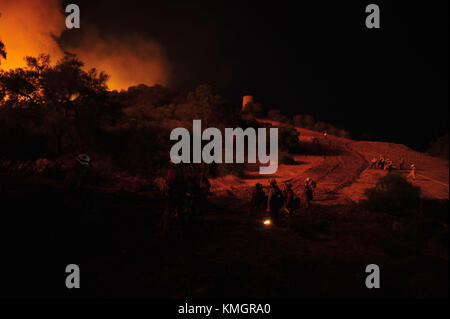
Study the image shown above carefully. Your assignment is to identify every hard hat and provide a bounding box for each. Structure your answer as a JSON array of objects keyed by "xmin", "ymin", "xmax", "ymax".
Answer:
[
  {"xmin": 76, "ymin": 154, "xmax": 90, "ymax": 167},
  {"xmin": 305, "ymin": 177, "xmax": 310, "ymax": 182}
]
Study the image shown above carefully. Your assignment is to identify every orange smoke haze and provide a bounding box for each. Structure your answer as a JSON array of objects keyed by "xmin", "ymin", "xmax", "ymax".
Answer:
[
  {"xmin": 66, "ymin": 31, "xmax": 170, "ymax": 91},
  {"xmin": 0, "ymin": 0, "xmax": 169, "ymax": 90},
  {"xmin": 0, "ymin": 0, "xmax": 64, "ymax": 69}
]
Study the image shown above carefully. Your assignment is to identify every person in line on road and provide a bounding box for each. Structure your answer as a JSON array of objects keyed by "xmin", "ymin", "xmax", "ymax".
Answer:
[
  {"xmin": 267, "ymin": 179, "xmax": 283, "ymax": 225},
  {"xmin": 407, "ymin": 164, "xmax": 416, "ymax": 181}
]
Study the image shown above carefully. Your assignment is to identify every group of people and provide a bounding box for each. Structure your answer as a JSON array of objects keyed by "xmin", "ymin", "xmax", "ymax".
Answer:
[
  {"xmin": 369, "ymin": 155, "xmax": 417, "ymax": 180},
  {"xmin": 163, "ymin": 160, "xmax": 211, "ymax": 234},
  {"xmin": 251, "ymin": 177, "xmax": 317, "ymax": 226},
  {"xmin": 369, "ymin": 155, "xmax": 394, "ymax": 173}
]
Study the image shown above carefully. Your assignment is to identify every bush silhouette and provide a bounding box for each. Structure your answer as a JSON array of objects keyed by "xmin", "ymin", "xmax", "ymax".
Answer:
[{"xmin": 360, "ymin": 174, "xmax": 421, "ymax": 213}]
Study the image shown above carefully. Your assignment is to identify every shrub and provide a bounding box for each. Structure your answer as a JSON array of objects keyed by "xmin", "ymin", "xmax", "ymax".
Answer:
[
  {"xmin": 0, "ymin": 109, "xmax": 49, "ymax": 160},
  {"xmin": 279, "ymin": 151, "xmax": 297, "ymax": 165},
  {"xmin": 360, "ymin": 174, "xmax": 421, "ymax": 213},
  {"xmin": 279, "ymin": 125, "xmax": 301, "ymax": 154},
  {"xmin": 267, "ymin": 109, "xmax": 289, "ymax": 123}
]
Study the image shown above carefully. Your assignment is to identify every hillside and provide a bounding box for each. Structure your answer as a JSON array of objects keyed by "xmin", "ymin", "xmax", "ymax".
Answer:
[
  {"xmin": 1, "ymin": 120, "xmax": 448, "ymax": 298},
  {"xmin": 211, "ymin": 120, "xmax": 449, "ymax": 204}
]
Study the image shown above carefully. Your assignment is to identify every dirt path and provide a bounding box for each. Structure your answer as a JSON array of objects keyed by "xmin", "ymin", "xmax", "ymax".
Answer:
[{"xmin": 416, "ymin": 174, "xmax": 449, "ymax": 188}]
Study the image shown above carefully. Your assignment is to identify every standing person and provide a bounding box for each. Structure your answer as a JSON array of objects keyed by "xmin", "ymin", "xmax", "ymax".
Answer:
[
  {"xmin": 378, "ymin": 156, "xmax": 385, "ymax": 170},
  {"xmin": 284, "ymin": 183, "xmax": 296, "ymax": 216},
  {"xmin": 178, "ymin": 164, "xmax": 200, "ymax": 236},
  {"xmin": 302, "ymin": 177, "xmax": 316, "ymax": 209},
  {"xmin": 370, "ymin": 157, "xmax": 378, "ymax": 169},
  {"xmin": 266, "ymin": 179, "xmax": 283, "ymax": 226},
  {"xmin": 407, "ymin": 164, "xmax": 416, "ymax": 181},
  {"xmin": 64, "ymin": 154, "xmax": 91, "ymax": 191},
  {"xmin": 184, "ymin": 165, "xmax": 201, "ymax": 215},
  {"xmin": 386, "ymin": 159, "xmax": 393, "ymax": 173},
  {"xmin": 64, "ymin": 153, "xmax": 93, "ymax": 218},
  {"xmin": 162, "ymin": 159, "xmax": 185, "ymax": 235},
  {"xmin": 250, "ymin": 183, "xmax": 266, "ymax": 216}
]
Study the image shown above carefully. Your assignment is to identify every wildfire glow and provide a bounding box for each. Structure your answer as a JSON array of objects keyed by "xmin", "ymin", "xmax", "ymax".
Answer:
[
  {"xmin": 0, "ymin": 0, "xmax": 169, "ymax": 90},
  {"xmin": 263, "ymin": 219, "xmax": 271, "ymax": 225}
]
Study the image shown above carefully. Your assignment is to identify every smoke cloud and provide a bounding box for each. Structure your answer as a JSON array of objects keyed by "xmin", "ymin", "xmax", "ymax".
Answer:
[{"xmin": 0, "ymin": 0, "xmax": 170, "ymax": 90}]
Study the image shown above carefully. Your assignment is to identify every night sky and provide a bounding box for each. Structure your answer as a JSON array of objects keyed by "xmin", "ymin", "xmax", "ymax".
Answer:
[{"xmin": 60, "ymin": 0, "xmax": 449, "ymax": 151}]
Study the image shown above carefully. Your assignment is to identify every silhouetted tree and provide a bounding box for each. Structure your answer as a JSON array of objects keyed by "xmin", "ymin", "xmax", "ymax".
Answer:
[
  {"xmin": 0, "ymin": 40, "xmax": 6, "ymax": 63},
  {"xmin": 0, "ymin": 52, "xmax": 108, "ymax": 115}
]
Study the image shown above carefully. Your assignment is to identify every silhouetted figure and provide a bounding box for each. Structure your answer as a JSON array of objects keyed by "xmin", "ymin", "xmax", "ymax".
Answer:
[
  {"xmin": 377, "ymin": 156, "xmax": 385, "ymax": 169},
  {"xmin": 370, "ymin": 157, "xmax": 377, "ymax": 169},
  {"xmin": 179, "ymin": 166, "xmax": 203, "ymax": 235},
  {"xmin": 63, "ymin": 154, "xmax": 97, "ymax": 219},
  {"xmin": 302, "ymin": 177, "xmax": 316, "ymax": 209},
  {"xmin": 64, "ymin": 154, "xmax": 90, "ymax": 191},
  {"xmin": 267, "ymin": 179, "xmax": 283, "ymax": 225},
  {"xmin": 385, "ymin": 159, "xmax": 393, "ymax": 173},
  {"xmin": 284, "ymin": 183, "xmax": 297, "ymax": 216},
  {"xmin": 250, "ymin": 183, "xmax": 266, "ymax": 216},
  {"xmin": 162, "ymin": 160, "xmax": 185, "ymax": 235}
]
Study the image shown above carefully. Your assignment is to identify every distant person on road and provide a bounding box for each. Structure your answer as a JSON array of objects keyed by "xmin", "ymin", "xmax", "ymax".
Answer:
[
  {"xmin": 385, "ymin": 159, "xmax": 393, "ymax": 173},
  {"xmin": 370, "ymin": 157, "xmax": 378, "ymax": 169},
  {"xmin": 377, "ymin": 155, "xmax": 385, "ymax": 169},
  {"xmin": 407, "ymin": 164, "xmax": 416, "ymax": 181}
]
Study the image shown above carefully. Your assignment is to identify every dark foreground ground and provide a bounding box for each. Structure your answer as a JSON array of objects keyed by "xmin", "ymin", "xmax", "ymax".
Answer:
[{"xmin": 0, "ymin": 175, "xmax": 448, "ymax": 298}]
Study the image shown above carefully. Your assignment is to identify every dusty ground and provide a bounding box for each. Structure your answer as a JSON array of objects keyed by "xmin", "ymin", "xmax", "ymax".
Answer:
[{"xmin": 0, "ymin": 122, "xmax": 448, "ymax": 298}]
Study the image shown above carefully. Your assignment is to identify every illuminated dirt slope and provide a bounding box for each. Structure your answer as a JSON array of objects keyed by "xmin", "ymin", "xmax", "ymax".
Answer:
[{"xmin": 211, "ymin": 120, "xmax": 449, "ymax": 204}]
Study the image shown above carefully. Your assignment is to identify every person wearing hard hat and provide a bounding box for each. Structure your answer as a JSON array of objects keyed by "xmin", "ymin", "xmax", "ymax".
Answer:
[
  {"xmin": 370, "ymin": 157, "xmax": 378, "ymax": 169},
  {"xmin": 385, "ymin": 159, "xmax": 393, "ymax": 173},
  {"xmin": 65, "ymin": 153, "xmax": 91, "ymax": 190},
  {"xmin": 63, "ymin": 153, "xmax": 95, "ymax": 219},
  {"xmin": 407, "ymin": 164, "xmax": 416, "ymax": 181}
]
